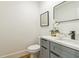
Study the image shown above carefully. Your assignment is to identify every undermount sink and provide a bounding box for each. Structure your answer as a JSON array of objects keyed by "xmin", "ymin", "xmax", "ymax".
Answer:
[
  {"xmin": 61, "ymin": 37, "xmax": 72, "ymax": 40},
  {"xmin": 47, "ymin": 36, "xmax": 79, "ymax": 43}
]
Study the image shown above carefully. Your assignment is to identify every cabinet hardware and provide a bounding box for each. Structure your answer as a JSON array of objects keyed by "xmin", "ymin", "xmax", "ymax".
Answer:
[
  {"xmin": 42, "ymin": 39, "xmax": 47, "ymax": 41},
  {"xmin": 42, "ymin": 46, "xmax": 47, "ymax": 49},
  {"xmin": 50, "ymin": 51, "xmax": 61, "ymax": 57}
]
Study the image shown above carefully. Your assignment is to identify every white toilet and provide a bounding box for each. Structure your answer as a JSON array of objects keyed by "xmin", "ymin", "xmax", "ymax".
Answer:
[{"xmin": 27, "ymin": 44, "xmax": 40, "ymax": 58}]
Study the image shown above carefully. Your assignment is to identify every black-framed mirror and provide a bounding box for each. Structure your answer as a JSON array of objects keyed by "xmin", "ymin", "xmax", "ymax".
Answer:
[
  {"xmin": 40, "ymin": 11, "xmax": 49, "ymax": 27},
  {"xmin": 53, "ymin": 1, "xmax": 79, "ymax": 23}
]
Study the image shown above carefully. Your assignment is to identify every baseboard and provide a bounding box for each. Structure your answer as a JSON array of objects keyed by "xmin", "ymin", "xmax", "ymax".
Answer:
[{"xmin": 0, "ymin": 49, "xmax": 29, "ymax": 58}]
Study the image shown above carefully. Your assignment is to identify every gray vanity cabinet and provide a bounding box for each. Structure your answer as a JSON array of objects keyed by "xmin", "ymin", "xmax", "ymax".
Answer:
[
  {"xmin": 40, "ymin": 38, "xmax": 50, "ymax": 58},
  {"xmin": 40, "ymin": 38, "xmax": 79, "ymax": 58}
]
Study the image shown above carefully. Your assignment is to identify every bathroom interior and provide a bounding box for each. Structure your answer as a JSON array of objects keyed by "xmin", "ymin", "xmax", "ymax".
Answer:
[{"xmin": 1, "ymin": 1, "xmax": 79, "ymax": 58}]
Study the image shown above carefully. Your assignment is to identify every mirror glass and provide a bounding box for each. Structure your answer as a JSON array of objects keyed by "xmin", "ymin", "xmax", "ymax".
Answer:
[{"xmin": 54, "ymin": 1, "xmax": 79, "ymax": 22}]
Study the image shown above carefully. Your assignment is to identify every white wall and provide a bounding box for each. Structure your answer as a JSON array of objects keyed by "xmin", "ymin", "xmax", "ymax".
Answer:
[
  {"xmin": 39, "ymin": 1, "xmax": 62, "ymax": 36},
  {"xmin": 0, "ymin": 1, "xmax": 40, "ymax": 56},
  {"xmin": 39, "ymin": 1, "xmax": 53, "ymax": 36}
]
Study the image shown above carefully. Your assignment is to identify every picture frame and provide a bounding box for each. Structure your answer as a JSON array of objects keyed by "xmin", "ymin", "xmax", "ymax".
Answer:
[{"xmin": 40, "ymin": 11, "xmax": 49, "ymax": 27}]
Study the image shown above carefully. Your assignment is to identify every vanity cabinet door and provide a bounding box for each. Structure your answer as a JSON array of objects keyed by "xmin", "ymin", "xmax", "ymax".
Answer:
[
  {"xmin": 50, "ymin": 42, "xmax": 62, "ymax": 55},
  {"xmin": 40, "ymin": 46, "xmax": 49, "ymax": 58},
  {"xmin": 74, "ymin": 50, "xmax": 79, "ymax": 57},
  {"xmin": 61, "ymin": 46, "xmax": 76, "ymax": 58},
  {"xmin": 40, "ymin": 38, "xmax": 49, "ymax": 58}
]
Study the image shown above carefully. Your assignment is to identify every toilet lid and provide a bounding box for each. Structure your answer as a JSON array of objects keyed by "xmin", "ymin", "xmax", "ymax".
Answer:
[{"xmin": 27, "ymin": 44, "xmax": 40, "ymax": 51}]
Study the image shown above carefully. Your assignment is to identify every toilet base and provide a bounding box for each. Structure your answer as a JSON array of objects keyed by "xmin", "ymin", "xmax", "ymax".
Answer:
[{"xmin": 30, "ymin": 52, "xmax": 40, "ymax": 58}]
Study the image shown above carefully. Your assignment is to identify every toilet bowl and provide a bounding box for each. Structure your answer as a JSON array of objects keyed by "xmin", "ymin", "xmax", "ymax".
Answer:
[{"xmin": 27, "ymin": 44, "xmax": 40, "ymax": 58}]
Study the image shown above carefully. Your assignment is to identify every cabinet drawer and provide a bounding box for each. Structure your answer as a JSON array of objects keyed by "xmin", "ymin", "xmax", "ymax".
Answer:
[
  {"xmin": 40, "ymin": 39, "xmax": 49, "ymax": 48},
  {"xmin": 50, "ymin": 42, "xmax": 62, "ymax": 55}
]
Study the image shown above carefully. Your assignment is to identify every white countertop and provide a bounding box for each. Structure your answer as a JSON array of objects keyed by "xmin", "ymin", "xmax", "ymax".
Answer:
[{"xmin": 41, "ymin": 36, "xmax": 79, "ymax": 51}]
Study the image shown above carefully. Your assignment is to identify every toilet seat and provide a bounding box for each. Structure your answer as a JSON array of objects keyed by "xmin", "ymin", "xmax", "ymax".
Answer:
[{"xmin": 27, "ymin": 44, "xmax": 40, "ymax": 53}]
